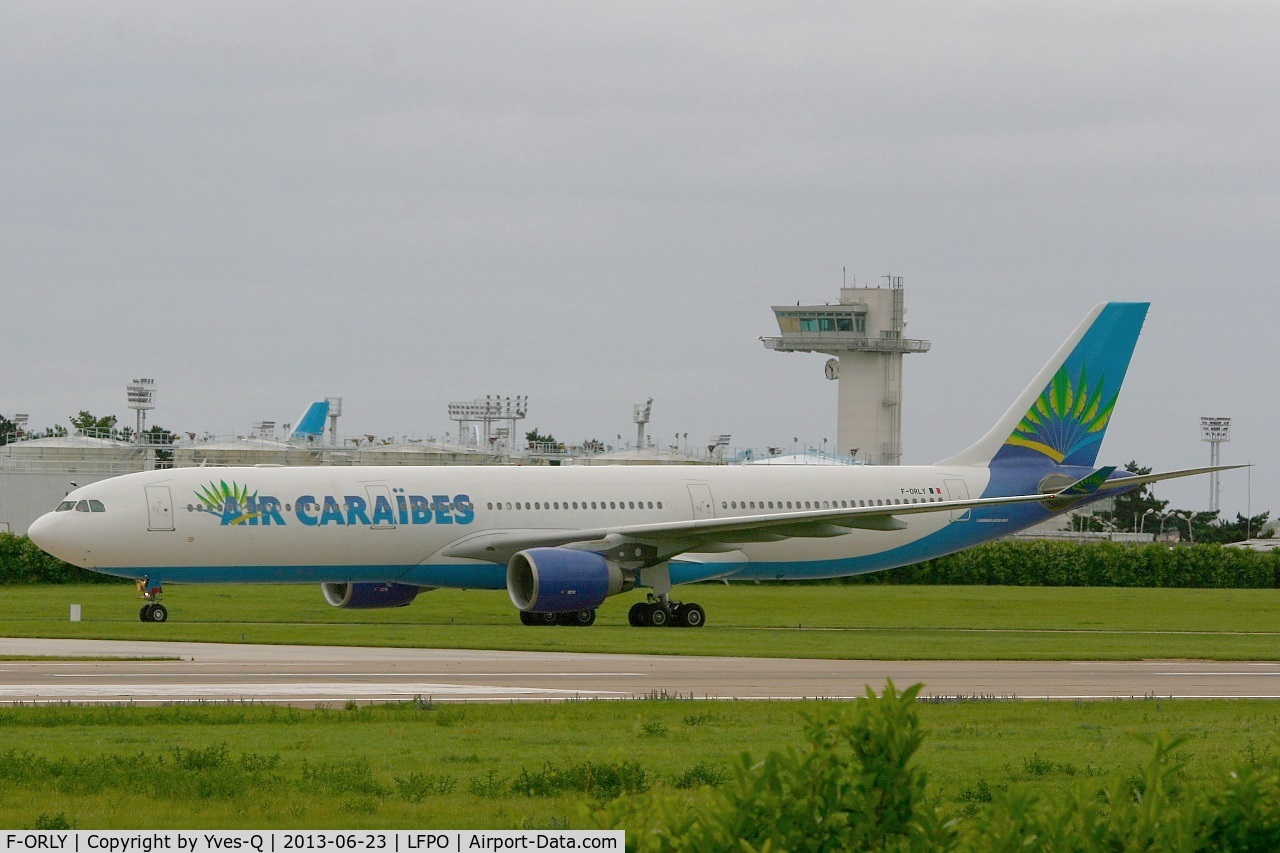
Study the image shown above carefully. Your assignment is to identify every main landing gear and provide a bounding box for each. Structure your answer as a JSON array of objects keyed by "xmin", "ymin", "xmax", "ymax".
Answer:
[
  {"xmin": 519, "ymin": 609, "xmax": 597, "ymax": 627},
  {"xmin": 628, "ymin": 595, "xmax": 705, "ymax": 628},
  {"xmin": 136, "ymin": 576, "xmax": 168, "ymax": 623}
]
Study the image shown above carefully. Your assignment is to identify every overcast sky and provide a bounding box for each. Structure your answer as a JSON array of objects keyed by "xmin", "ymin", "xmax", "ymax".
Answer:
[{"xmin": 3, "ymin": 2, "xmax": 1276, "ymax": 518}]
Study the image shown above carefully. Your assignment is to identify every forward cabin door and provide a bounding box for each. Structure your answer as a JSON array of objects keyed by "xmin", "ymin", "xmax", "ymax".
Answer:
[
  {"xmin": 365, "ymin": 484, "xmax": 396, "ymax": 530},
  {"xmin": 145, "ymin": 485, "xmax": 175, "ymax": 531},
  {"xmin": 688, "ymin": 484, "xmax": 715, "ymax": 520}
]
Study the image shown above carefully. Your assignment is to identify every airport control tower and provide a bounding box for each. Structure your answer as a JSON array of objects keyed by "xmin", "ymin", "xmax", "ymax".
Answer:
[{"xmin": 762, "ymin": 278, "xmax": 930, "ymax": 465}]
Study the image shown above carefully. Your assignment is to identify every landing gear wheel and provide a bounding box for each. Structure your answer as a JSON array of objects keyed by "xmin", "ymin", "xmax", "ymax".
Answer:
[
  {"xmin": 679, "ymin": 603, "xmax": 706, "ymax": 628},
  {"xmin": 519, "ymin": 611, "xmax": 540, "ymax": 626},
  {"xmin": 141, "ymin": 603, "xmax": 168, "ymax": 623},
  {"xmin": 628, "ymin": 602, "xmax": 650, "ymax": 627},
  {"xmin": 568, "ymin": 609, "xmax": 596, "ymax": 627},
  {"xmin": 648, "ymin": 606, "xmax": 670, "ymax": 628}
]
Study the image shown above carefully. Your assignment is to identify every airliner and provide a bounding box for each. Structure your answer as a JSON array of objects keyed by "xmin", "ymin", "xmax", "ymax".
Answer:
[{"xmin": 28, "ymin": 302, "xmax": 1230, "ymax": 626}]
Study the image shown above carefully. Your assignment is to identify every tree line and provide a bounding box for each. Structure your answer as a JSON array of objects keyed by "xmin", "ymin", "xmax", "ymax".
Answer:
[
  {"xmin": 2, "ymin": 410, "xmax": 175, "ymax": 466},
  {"xmin": 1083, "ymin": 460, "xmax": 1265, "ymax": 543}
]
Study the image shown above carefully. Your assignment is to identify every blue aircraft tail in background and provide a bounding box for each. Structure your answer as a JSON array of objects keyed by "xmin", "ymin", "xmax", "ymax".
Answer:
[{"xmin": 290, "ymin": 401, "xmax": 330, "ymax": 442}]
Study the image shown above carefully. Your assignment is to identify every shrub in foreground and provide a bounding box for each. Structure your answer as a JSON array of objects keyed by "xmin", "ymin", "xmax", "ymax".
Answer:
[{"xmin": 595, "ymin": 682, "xmax": 1280, "ymax": 851}]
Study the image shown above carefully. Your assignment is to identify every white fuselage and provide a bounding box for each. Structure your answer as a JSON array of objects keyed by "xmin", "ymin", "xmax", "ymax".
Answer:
[{"xmin": 30, "ymin": 462, "xmax": 1004, "ymax": 588}]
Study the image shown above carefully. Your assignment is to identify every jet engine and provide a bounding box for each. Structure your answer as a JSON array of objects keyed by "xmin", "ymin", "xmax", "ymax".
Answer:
[
  {"xmin": 321, "ymin": 582, "xmax": 426, "ymax": 609},
  {"xmin": 507, "ymin": 548, "xmax": 626, "ymax": 612}
]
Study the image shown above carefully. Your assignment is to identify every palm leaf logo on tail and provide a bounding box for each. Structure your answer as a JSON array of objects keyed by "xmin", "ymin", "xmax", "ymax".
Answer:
[{"xmin": 1004, "ymin": 364, "xmax": 1118, "ymax": 464}]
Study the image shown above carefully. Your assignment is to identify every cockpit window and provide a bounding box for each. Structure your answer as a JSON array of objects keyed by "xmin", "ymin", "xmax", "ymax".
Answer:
[
  {"xmin": 75, "ymin": 500, "xmax": 90, "ymax": 512},
  {"xmin": 56, "ymin": 501, "xmax": 75, "ymax": 512},
  {"xmin": 89, "ymin": 500, "xmax": 105, "ymax": 513}
]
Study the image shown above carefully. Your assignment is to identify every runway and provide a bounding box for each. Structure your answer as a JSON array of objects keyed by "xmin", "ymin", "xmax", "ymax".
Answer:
[{"xmin": 0, "ymin": 638, "xmax": 1278, "ymax": 704}]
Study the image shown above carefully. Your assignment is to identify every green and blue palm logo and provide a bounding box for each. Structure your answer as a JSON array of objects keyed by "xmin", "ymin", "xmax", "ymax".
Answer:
[
  {"xmin": 195, "ymin": 480, "xmax": 261, "ymax": 525},
  {"xmin": 1004, "ymin": 364, "xmax": 1118, "ymax": 464}
]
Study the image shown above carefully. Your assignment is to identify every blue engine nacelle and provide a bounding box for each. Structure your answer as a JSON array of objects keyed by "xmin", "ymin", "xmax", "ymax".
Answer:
[
  {"xmin": 507, "ymin": 548, "xmax": 625, "ymax": 612},
  {"xmin": 321, "ymin": 582, "xmax": 426, "ymax": 609}
]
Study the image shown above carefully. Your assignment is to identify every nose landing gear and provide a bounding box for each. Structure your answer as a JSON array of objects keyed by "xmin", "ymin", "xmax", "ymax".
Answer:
[{"xmin": 136, "ymin": 577, "xmax": 168, "ymax": 623}]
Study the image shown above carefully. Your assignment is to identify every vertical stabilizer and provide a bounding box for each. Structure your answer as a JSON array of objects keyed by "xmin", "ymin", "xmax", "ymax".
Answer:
[
  {"xmin": 290, "ymin": 401, "xmax": 330, "ymax": 442},
  {"xmin": 937, "ymin": 302, "xmax": 1149, "ymax": 468}
]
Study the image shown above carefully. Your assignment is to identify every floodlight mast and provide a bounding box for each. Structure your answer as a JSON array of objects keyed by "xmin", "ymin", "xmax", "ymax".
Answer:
[
  {"xmin": 126, "ymin": 379, "xmax": 156, "ymax": 442},
  {"xmin": 1200, "ymin": 417, "xmax": 1231, "ymax": 514},
  {"xmin": 448, "ymin": 395, "xmax": 528, "ymax": 453}
]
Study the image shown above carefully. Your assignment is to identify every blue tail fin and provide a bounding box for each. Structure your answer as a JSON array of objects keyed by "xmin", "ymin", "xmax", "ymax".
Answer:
[
  {"xmin": 938, "ymin": 302, "xmax": 1149, "ymax": 468},
  {"xmin": 290, "ymin": 401, "xmax": 330, "ymax": 441}
]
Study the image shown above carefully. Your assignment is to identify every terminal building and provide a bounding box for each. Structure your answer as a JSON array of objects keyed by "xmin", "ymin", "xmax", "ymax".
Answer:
[{"xmin": 0, "ymin": 394, "xmax": 713, "ymax": 534}]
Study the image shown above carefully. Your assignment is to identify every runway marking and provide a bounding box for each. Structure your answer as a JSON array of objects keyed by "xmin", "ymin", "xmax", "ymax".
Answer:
[
  {"xmin": 0, "ymin": 682, "xmax": 629, "ymax": 699},
  {"xmin": 1154, "ymin": 672, "xmax": 1280, "ymax": 677},
  {"xmin": 47, "ymin": 671, "xmax": 644, "ymax": 678},
  {"xmin": 750, "ymin": 627, "xmax": 1280, "ymax": 636},
  {"xmin": 4, "ymin": 685, "xmax": 1280, "ymax": 703}
]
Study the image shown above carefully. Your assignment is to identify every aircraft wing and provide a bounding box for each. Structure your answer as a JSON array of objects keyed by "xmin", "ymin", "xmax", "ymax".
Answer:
[
  {"xmin": 442, "ymin": 465, "xmax": 1246, "ymax": 566},
  {"xmin": 441, "ymin": 490, "xmax": 1058, "ymax": 566}
]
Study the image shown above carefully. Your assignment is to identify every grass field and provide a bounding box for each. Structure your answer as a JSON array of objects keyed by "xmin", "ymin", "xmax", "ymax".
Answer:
[
  {"xmin": 4, "ymin": 583, "xmax": 1280, "ymax": 660},
  {"xmin": 1, "ymin": 583, "xmax": 1278, "ymax": 829},
  {"xmin": 0, "ymin": 697, "xmax": 1277, "ymax": 830}
]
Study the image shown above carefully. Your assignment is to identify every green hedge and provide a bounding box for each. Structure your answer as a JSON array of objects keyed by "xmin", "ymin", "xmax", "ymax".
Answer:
[
  {"xmin": 0, "ymin": 533, "xmax": 123, "ymax": 584},
  {"xmin": 855, "ymin": 540, "xmax": 1280, "ymax": 589},
  {"xmin": 6, "ymin": 532, "xmax": 1278, "ymax": 589}
]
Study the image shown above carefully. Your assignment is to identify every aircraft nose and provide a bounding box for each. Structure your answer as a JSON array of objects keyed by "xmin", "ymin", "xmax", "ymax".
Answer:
[{"xmin": 27, "ymin": 512, "xmax": 61, "ymax": 558}]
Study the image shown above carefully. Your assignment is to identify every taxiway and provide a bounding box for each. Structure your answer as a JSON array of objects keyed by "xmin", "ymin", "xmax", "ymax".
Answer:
[{"xmin": 0, "ymin": 639, "xmax": 1277, "ymax": 704}]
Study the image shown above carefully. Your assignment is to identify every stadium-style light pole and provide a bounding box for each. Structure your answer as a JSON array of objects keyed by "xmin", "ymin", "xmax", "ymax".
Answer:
[{"xmin": 1140, "ymin": 508, "xmax": 1158, "ymax": 534}]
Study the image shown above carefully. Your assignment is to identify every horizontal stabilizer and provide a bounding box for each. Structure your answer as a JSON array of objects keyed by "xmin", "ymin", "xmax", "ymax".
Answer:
[
  {"xmin": 1055, "ymin": 466, "xmax": 1117, "ymax": 498},
  {"xmin": 1099, "ymin": 464, "xmax": 1248, "ymax": 493}
]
